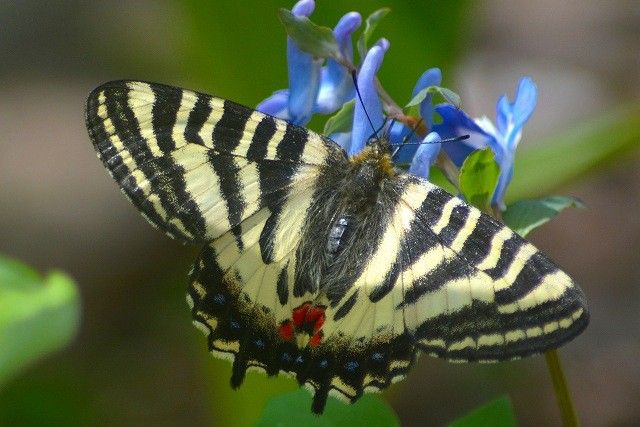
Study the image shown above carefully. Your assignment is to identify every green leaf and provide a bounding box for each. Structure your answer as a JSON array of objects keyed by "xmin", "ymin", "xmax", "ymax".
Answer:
[
  {"xmin": 459, "ymin": 148, "xmax": 500, "ymax": 213},
  {"xmin": 503, "ymin": 196, "xmax": 585, "ymax": 237},
  {"xmin": 278, "ymin": 8, "xmax": 341, "ymax": 60},
  {"xmin": 357, "ymin": 8, "xmax": 391, "ymax": 60},
  {"xmin": 448, "ymin": 396, "xmax": 516, "ymax": 427},
  {"xmin": 0, "ymin": 256, "xmax": 80, "ymax": 386},
  {"xmin": 428, "ymin": 165, "xmax": 459, "ymax": 195},
  {"xmin": 406, "ymin": 86, "xmax": 461, "ymax": 112},
  {"xmin": 323, "ymin": 100, "xmax": 355, "ymax": 136},
  {"xmin": 507, "ymin": 104, "xmax": 640, "ymax": 203},
  {"xmin": 256, "ymin": 389, "xmax": 399, "ymax": 427}
]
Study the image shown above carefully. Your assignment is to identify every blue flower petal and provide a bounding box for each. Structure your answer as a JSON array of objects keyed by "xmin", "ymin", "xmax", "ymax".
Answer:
[
  {"xmin": 256, "ymin": 89, "xmax": 290, "ymax": 120},
  {"xmin": 392, "ymin": 68, "xmax": 443, "ymax": 162},
  {"xmin": 316, "ymin": 12, "xmax": 361, "ymax": 114},
  {"xmin": 408, "ymin": 132, "xmax": 441, "ymax": 178},
  {"xmin": 329, "ymin": 131, "xmax": 352, "ymax": 151},
  {"xmin": 496, "ymin": 77, "xmax": 537, "ymax": 145},
  {"xmin": 433, "ymin": 104, "xmax": 493, "ymax": 166},
  {"xmin": 412, "ymin": 67, "xmax": 442, "ymax": 127},
  {"xmin": 492, "ymin": 158, "xmax": 514, "ymax": 210},
  {"xmin": 291, "ymin": 0, "xmax": 314, "ymax": 16},
  {"xmin": 286, "ymin": 0, "xmax": 321, "ymax": 125},
  {"xmin": 349, "ymin": 40, "xmax": 388, "ymax": 155}
]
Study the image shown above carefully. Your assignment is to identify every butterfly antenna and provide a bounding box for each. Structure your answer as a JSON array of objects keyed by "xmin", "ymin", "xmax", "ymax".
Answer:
[
  {"xmin": 391, "ymin": 134, "xmax": 470, "ymax": 159},
  {"xmin": 351, "ymin": 70, "xmax": 379, "ymax": 140}
]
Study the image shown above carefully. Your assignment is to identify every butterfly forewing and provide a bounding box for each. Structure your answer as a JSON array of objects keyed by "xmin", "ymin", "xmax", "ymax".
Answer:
[
  {"xmin": 87, "ymin": 80, "xmax": 588, "ymax": 414},
  {"xmin": 86, "ymin": 80, "xmax": 344, "ymax": 243}
]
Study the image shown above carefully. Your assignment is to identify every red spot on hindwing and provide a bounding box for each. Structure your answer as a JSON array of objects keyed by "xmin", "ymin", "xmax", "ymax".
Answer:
[
  {"xmin": 309, "ymin": 332, "xmax": 323, "ymax": 348},
  {"xmin": 282, "ymin": 303, "xmax": 327, "ymax": 348},
  {"xmin": 279, "ymin": 320, "xmax": 293, "ymax": 340},
  {"xmin": 292, "ymin": 303, "xmax": 311, "ymax": 327}
]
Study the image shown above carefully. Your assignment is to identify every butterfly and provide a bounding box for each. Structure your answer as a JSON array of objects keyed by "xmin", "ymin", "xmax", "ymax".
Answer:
[{"xmin": 86, "ymin": 80, "xmax": 589, "ymax": 413}]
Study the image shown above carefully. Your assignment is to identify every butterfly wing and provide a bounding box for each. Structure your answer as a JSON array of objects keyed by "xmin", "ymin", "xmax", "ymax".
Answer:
[
  {"xmin": 395, "ymin": 176, "xmax": 589, "ymax": 361},
  {"xmin": 312, "ymin": 174, "xmax": 588, "ymax": 407},
  {"xmin": 86, "ymin": 80, "xmax": 345, "ymax": 243},
  {"xmin": 87, "ymin": 80, "xmax": 353, "ymax": 412}
]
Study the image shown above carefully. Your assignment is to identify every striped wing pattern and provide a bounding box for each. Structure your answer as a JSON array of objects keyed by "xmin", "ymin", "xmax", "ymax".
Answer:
[
  {"xmin": 86, "ymin": 80, "xmax": 341, "ymax": 244},
  {"xmin": 86, "ymin": 80, "xmax": 588, "ymax": 414},
  {"xmin": 324, "ymin": 176, "xmax": 588, "ymax": 363}
]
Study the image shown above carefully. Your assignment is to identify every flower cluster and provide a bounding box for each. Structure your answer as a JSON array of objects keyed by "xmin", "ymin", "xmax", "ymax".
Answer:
[{"xmin": 258, "ymin": 0, "xmax": 537, "ymax": 210}]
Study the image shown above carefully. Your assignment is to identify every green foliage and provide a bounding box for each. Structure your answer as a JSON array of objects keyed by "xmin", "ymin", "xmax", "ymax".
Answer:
[
  {"xmin": 356, "ymin": 8, "xmax": 391, "ymax": 60},
  {"xmin": 448, "ymin": 396, "xmax": 516, "ymax": 427},
  {"xmin": 503, "ymin": 196, "xmax": 585, "ymax": 237},
  {"xmin": 507, "ymin": 104, "xmax": 640, "ymax": 202},
  {"xmin": 459, "ymin": 149, "xmax": 500, "ymax": 213},
  {"xmin": 0, "ymin": 256, "xmax": 80, "ymax": 387},
  {"xmin": 324, "ymin": 100, "xmax": 355, "ymax": 135},
  {"xmin": 278, "ymin": 8, "xmax": 342, "ymax": 60},
  {"xmin": 256, "ymin": 389, "xmax": 399, "ymax": 427}
]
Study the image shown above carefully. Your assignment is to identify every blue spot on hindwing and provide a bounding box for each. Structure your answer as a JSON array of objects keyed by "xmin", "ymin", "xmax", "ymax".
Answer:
[
  {"xmin": 344, "ymin": 360, "xmax": 359, "ymax": 372},
  {"xmin": 371, "ymin": 352, "xmax": 384, "ymax": 362}
]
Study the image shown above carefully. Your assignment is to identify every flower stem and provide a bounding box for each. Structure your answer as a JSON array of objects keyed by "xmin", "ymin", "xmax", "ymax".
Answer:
[{"xmin": 545, "ymin": 350, "xmax": 579, "ymax": 427}]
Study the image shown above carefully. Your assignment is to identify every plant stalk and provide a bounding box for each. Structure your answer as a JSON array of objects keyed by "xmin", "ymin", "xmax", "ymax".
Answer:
[{"xmin": 545, "ymin": 350, "xmax": 579, "ymax": 427}]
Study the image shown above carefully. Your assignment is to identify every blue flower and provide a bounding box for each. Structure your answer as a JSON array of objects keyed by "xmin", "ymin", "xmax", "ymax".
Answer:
[
  {"xmin": 345, "ymin": 47, "xmax": 443, "ymax": 171},
  {"xmin": 257, "ymin": 0, "xmax": 361, "ymax": 125},
  {"xmin": 346, "ymin": 39, "xmax": 389, "ymax": 155},
  {"xmin": 390, "ymin": 67, "xmax": 442, "ymax": 164},
  {"xmin": 434, "ymin": 77, "xmax": 538, "ymax": 208}
]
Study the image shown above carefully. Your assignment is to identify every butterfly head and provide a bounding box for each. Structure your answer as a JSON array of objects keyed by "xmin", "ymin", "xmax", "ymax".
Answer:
[{"xmin": 350, "ymin": 136, "xmax": 396, "ymax": 180}]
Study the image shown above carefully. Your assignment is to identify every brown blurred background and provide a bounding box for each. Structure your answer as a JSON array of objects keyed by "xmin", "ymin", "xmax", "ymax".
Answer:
[{"xmin": 1, "ymin": 1, "xmax": 639, "ymax": 426}]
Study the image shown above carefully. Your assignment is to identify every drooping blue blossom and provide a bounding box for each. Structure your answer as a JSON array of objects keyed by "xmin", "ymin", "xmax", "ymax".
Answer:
[
  {"xmin": 408, "ymin": 131, "xmax": 442, "ymax": 177},
  {"xmin": 257, "ymin": 0, "xmax": 361, "ymax": 125},
  {"xmin": 347, "ymin": 39, "xmax": 389, "ymax": 155},
  {"xmin": 389, "ymin": 67, "xmax": 442, "ymax": 163},
  {"xmin": 434, "ymin": 77, "xmax": 538, "ymax": 208}
]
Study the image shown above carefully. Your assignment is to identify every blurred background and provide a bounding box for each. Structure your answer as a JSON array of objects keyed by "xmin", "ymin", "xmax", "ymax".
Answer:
[{"xmin": 1, "ymin": 0, "xmax": 639, "ymax": 425}]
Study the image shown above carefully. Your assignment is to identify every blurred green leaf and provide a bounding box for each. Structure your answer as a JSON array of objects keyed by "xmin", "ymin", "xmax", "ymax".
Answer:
[
  {"xmin": 459, "ymin": 149, "xmax": 500, "ymax": 213},
  {"xmin": 448, "ymin": 396, "xmax": 516, "ymax": 427},
  {"xmin": 278, "ymin": 8, "xmax": 341, "ymax": 60},
  {"xmin": 507, "ymin": 104, "xmax": 640, "ymax": 202},
  {"xmin": 356, "ymin": 8, "xmax": 391, "ymax": 60},
  {"xmin": 503, "ymin": 196, "xmax": 585, "ymax": 237},
  {"xmin": 256, "ymin": 389, "xmax": 399, "ymax": 427},
  {"xmin": 429, "ymin": 165, "xmax": 459, "ymax": 195},
  {"xmin": 324, "ymin": 100, "xmax": 355, "ymax": 135},
  {"xmin": 0, "ymin": 256, "xmax": 80, "ymax": 387},
  {"xmin": 406, "ymin": 86, "xmax": 461, "ymax": 113}
]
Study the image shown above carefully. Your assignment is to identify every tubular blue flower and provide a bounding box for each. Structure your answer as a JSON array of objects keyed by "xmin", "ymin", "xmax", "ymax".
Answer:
[
  {"xmin": 257, "ymin": 0, "xmax": 361, "ymax": 125},
  {"xmin": 348, "ymin": 39, "xmax": 389, "ymax": 155},
  {"xmin": 315, "ymin": 12, "xmax": 361, "ymax": 114},
  {"xmin": 408, "ymin": 131, "xmax": 442, "ymax": 177},
  {"xmin": 434, "ymin": 77, "xmax": 538, "ymax": 208},
  {"xmin": 389, "ymin": 67, "xmax": 442, "ymax": 165}
]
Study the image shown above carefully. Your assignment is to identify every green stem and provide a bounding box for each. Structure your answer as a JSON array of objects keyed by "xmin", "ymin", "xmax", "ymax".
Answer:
[{"xmin": 545, "ymin": 350, "xmax": 579, "ymax": 427}]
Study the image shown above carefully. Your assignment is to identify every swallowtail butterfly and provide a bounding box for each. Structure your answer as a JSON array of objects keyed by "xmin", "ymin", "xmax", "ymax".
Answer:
[{"xmin": 86, "ymin": 81, "xmax": 589, "ymax": 413}]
